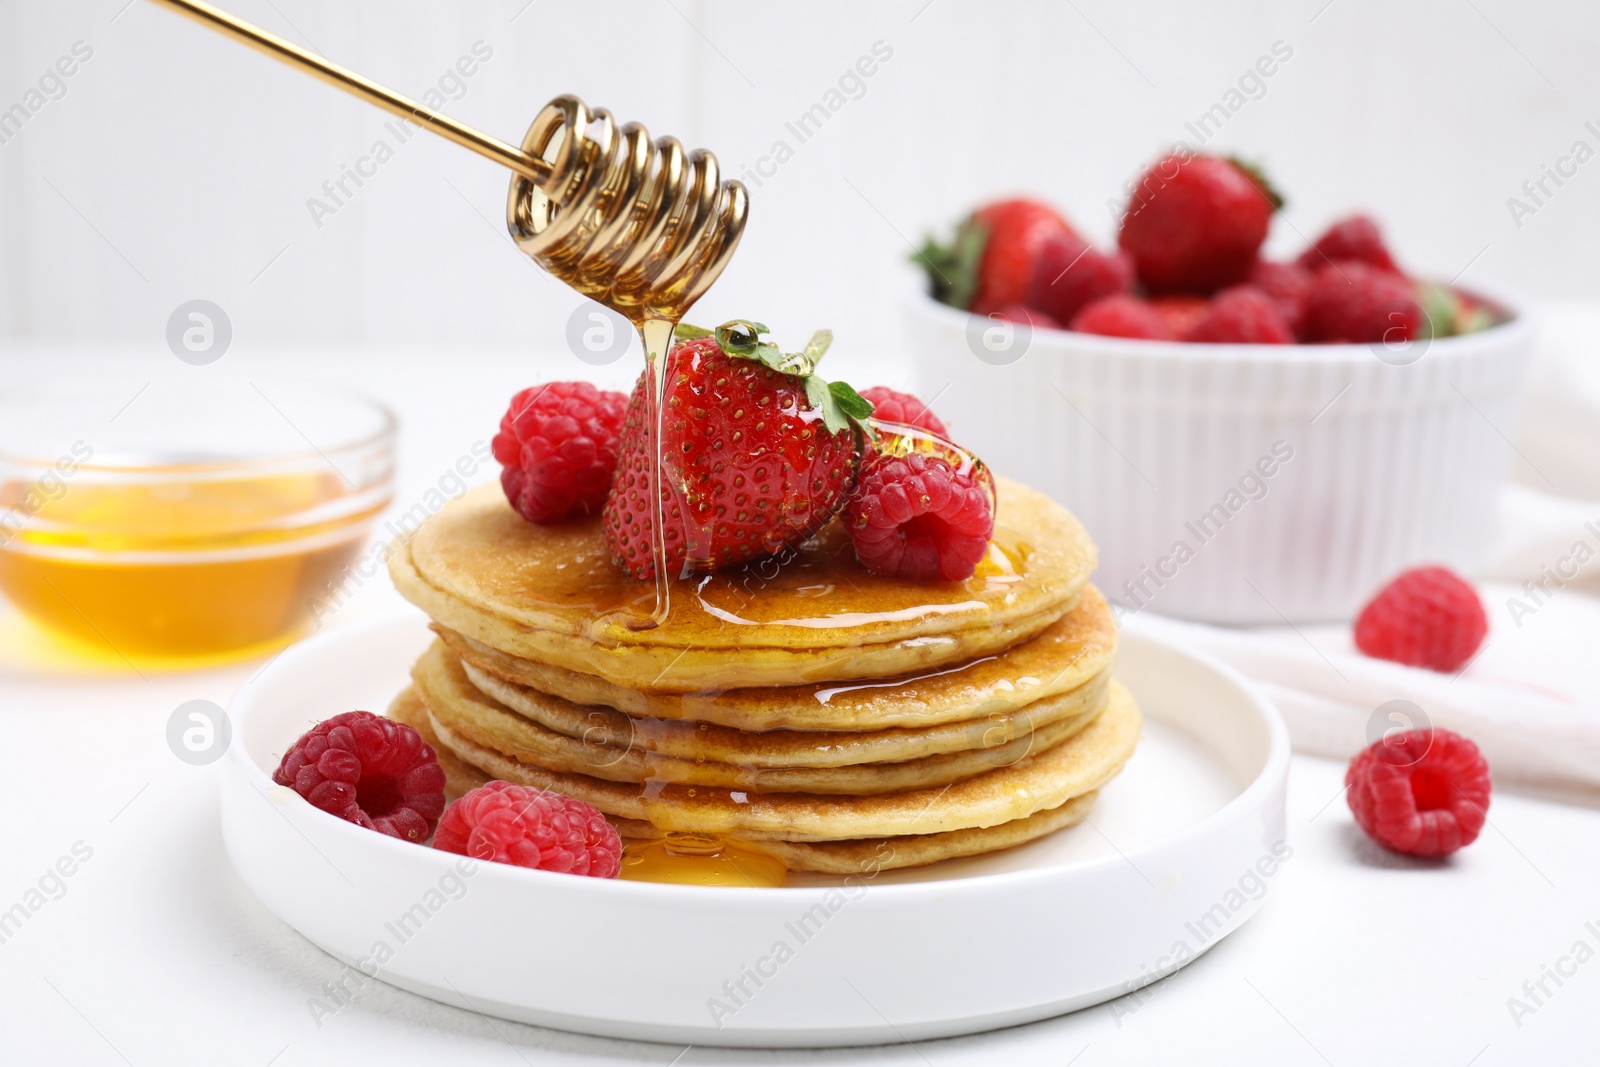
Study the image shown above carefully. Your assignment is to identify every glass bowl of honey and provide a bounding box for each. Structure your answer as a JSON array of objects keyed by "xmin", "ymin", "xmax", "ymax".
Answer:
[{"xmin": 0, "ymin": 377, "xmax": 395, "ymax": 663}]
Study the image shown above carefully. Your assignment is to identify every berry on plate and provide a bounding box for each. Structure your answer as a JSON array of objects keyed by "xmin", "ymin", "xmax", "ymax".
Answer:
[
  {"xmin": 1346, "ymin": 728, "xmax": 1491, "ymax": 857},
  {"xmin": 846, "ymin": 451, "xmax": 995, "ymax": 581},
  {"xmin": 1297, "ymin": 213, "xmax": 1399, "ymax": 274},
  {"xmin": 916, "ymin": 198, "xmax": 1076, "ymax": 312},
  {"xmin": 1299, "ymin": 260, "xmax": 1423, "ymax": 344},
  {"xmin": 859, "ymin": 386, "xmax": 949, "ymax": 437},
  {"xmin": 1188, "ymin": 286, "xmax": 1294, "ymax": 344},
  {"xmin": 603, "ymin": 322, "xmax": 873, "ymax": 581},
  {"xmin": 1070, "ymin": 294, "xmax": 1176, "ymax": 340},
  {"xmin": 1024, "ymin": 234, "xmax": 1135, "ymax": 326},
  {"xmin": 1354, "ymin": 565, "xmax": 1488, "ymax": 672},
  {"xmin": 1118, "ymin": 153, "xmax": 1279, "ymax": 293},
  {"xmin": 434, "ymin": 781, "xmax": 622, "ymax": 877},
  {"xmin": 493, "ymin": 381, "xmax": 629, "ymax": 524},
  {"xmin": 274, "ymin": 711, "xmax": 447, "ymax": 841}
]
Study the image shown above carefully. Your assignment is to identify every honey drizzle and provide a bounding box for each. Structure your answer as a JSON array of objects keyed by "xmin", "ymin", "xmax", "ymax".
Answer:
[{"xmin": 637, "ymin": 317, "xmax": 678, "ymax": 629}]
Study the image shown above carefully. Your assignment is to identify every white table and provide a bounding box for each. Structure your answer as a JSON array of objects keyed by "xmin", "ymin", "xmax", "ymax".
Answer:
[{"xmin": 2, "ymin": 344, "xmax": 1596, "ymax": 1066}]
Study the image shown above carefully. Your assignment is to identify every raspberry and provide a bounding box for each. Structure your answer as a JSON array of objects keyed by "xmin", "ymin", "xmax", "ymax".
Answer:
[
  {"xmin": 492, "ymin": 381, "xmax": 629, "ymax": 524},
  {"xmin": 1188, "ymin": 286, "xmax": 1294, "ymax": 344},
  {"xmin": 433, "ymin": 781, "xmax": 621, "ymax": 877},
  {"xmin": 1024, "ymin": 234, "xmax": 1135, "ymax": 325},
  {"xmin": 274, "ymin": 711, "xmax": 446, "ymax": 841},
  {"xmin": 1147, "ymin": 294, "xmax": 1211, "ymax": 340},
  {"xmin": 1346, "ymin": 729, "xmax": 1491, "ymax": 856},
  {"xmin": 847, "ymin": 452, "xmax": 994, "ymax": 581},
  {"xmin": 1069, "ymin": 295, "xmax": 1176, "ymax": 340},
  {"xmin": 859, "ymin": 386, "xmax": 949, "ymax": 437},
  {"xmin": 1299, "ymin": 260, "xmax": 1422, "ymax": 344},
  {"xmin": 1246, "ymin": 259, "xmax": 1313, "ymax": 334},
  {"xmin": 1297, "ymin": 214, "xmax": 1400, "ymax": 274},
  {"xmin": 1354, "ymin": 566, "xmax": 1488, "ymax": 672}
]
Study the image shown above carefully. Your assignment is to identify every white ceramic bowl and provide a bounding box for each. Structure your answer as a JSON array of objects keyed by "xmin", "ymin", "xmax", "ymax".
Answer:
[
  {"xmin": 907, "ymin": 288, "xmax": 1534, "ymax": 623},
  {"xmin": 224, "ymin": 612, "xmax": 1289, "ymax": 1048}
]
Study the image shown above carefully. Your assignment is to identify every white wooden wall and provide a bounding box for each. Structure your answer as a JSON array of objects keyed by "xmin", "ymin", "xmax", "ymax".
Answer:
[{"xmin": 1, "ymin": 0, "xmax": 1595, "ymax": 361}]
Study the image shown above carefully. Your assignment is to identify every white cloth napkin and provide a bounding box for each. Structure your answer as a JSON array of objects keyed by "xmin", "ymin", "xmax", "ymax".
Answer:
[{"xmin": 1136, "ymin": 302, "xmax": 1600, "ymax": 797}]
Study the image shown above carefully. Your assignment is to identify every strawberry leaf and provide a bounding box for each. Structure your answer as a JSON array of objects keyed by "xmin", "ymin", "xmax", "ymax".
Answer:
[
  {"xmin": 710, "ymin": 322, "xmax": 871, "ymax": 437},
  {"xmin": 828, "ymin": 380, "xmax": 873, "ymax": 422},
  {"xmin": 716, "ymin": 321, "xmax": 835, "ymax": 377},
  {"xmin": 802, "ymin": 329, "xmax": 833, "ymax": 366},
  {"xmin": 715, "ymin": 321, "xmax": 796, "ymax": 374},
  {"xmin": 715, "ymin": 320, "xmax": 771, "ymax": 354},
  {"xmin": 673, "ymin": 322, "xmax": 715, "ymax": 341},
  {"xmin": 1228, "ymin": 156, "xmax": 1285, "ymax": 212},
  {"xmin": 914, "ymin": 215, "xmax": 988, "ymax": 310},
  {"xmin": 803, "ymin": 376, "xmax": 877, "ymax": 438},
  {"xmin": 805, "ymin": 375, "xmax": 838, "ymax": 433}
]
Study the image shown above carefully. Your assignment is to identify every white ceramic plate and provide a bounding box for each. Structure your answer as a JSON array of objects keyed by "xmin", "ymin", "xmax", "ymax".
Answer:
[{"xmin": 224, "ymin": 613, "xmax": 1289, "ymax": 1048}]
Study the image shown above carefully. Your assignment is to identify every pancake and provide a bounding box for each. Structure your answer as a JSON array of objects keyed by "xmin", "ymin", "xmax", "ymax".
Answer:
[
  {"xmin": 389, "ymin": 477, "xmax": 1095, "ymax": 692},
  {"xmin": 613, "ymin": 793, "xmax": 1100, "ymax": 875},
  {"xmin": 461, "ymin": 656, "xmax": 1111, "ymax": 769},
  {"xmin": 413, "ymin": 640, "xmax": 1105, "ymax": 795},
  {"xmin": 438, "ymin": 584, "xmax": 1117, "ymax": 733},
  {"xmin": 416, "ymin": 681, "xmax": 1142, "ymax": 841},
  {"xmin": 387, "ymin": 689, "xmax": 1099, "ymax": 874}
]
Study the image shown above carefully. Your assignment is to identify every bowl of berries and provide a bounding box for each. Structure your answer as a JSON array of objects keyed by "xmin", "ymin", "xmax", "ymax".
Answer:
[{"xmin": 907, "ymin": 150, "xmax": 1533, "ymax": 624}]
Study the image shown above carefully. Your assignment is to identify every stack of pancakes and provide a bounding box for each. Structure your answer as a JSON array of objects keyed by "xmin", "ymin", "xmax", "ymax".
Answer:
[{"xmin": 386, "ymin": 477, "xmax": 1140, "ymax": 874}]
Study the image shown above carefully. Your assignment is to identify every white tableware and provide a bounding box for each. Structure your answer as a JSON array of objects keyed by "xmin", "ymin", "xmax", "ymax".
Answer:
[
  {"xmin": 224, "ymin": 612, "xmax": 1289, "ymax": 1047},
  {"xmin": 907, "ymin": 289, "xmax": 1534, "ymax": 623}
]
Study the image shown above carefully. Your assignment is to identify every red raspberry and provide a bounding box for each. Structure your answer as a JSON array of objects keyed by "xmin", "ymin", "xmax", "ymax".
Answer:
[
  {"xmin": 989, "ymin": 304, "xmax": 1060, "ymax": 330},
  {"xmin": 1354, "ymin": 565, "xmax": 1488, "ymax": 672},
  {"xmin": 492, "ymin": 381, "xmax": 629, "ymax": 524},
  {"xmin": 274, "ymin": 711, "xmax": 446, "ymax": 842},
  {"xmin": 1299, "ymin": 261, "xmax": 1423, "ymax": 344},
  {"xmin": 1346, "ymin": 729, "xmax": 1491, "ymax": 857},
  {"xmin": 1147, "ymin": 294, "xmax": 1211, "ymax": 340},
  {"xmin": 859, "ymin": 387, "xmax": 949, "ymax": 438},
  {"xmin": 1297, "ymin": 214, "xmax": 1400, "ymax": 274},
  {"xmin": 433, "ymin": 781, "xmax": 621, "ymax": 877},
  {"xmin": 1188, "ymin": 286, "xmax": 1294, "ymax": 344},
  {"xmin": 847, "ymin": 452, "xmax": 994, "ymax": 581},
  {"xmin": 1069, "ymin": 295, "xmax": 1176, "ymax": 341},
  {"xmin": 1246, "ymin": 259, "xmax": 1313, "ymax": 334},
  {"xmin": 1024, "ymin": 234, "xmax": 1135, "ymax": 325}
]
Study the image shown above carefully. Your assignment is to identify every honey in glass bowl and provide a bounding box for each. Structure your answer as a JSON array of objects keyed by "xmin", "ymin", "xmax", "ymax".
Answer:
[{"xmin": 0, "ymin": 377, "xmax": 394, "ymax": 662}]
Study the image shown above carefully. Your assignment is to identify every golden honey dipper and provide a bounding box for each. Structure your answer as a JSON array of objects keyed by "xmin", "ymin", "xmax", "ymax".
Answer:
[{"xmin": 146, "ymin": 0, "xmax": 748, "ymax": 323}]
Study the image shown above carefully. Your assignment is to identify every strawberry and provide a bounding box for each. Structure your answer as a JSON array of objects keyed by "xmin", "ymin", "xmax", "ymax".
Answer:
[
  {"xmin": 1297, "ymin": 214, "xmax": 1400, "ymax": 274},
  {"xmin": 1146, "ymin": 293, "xmax": 1212, "ymax": 340},
  {"xmin": 1188, "ymin": 286, "xmax": 1294, "ymax": 344},
  {"xmin": 1300, "ymin": 261, "xmax": 1423, "ymax": 344},
  {"xmin": 916, "ymin": 198, "xmax": 1076, "ymax": 312},
  {"xmin": 1119, "ymin": 153, "xmax": 1279, "ymax": 293},
  {"xmin": 1069, "ymin": 295, "xmax": 1175, "ymax": 340},
  {"xmin": 602, "ymin": 322, "xmax": 872, "ymax": 581},
  {"xmin": 1246, "ymin": 259, "xmax": 1314, "ymax": 335},
  {"xmin": 1024, "ymin": 234, "xmax": 1135, "ymax": 325}
]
